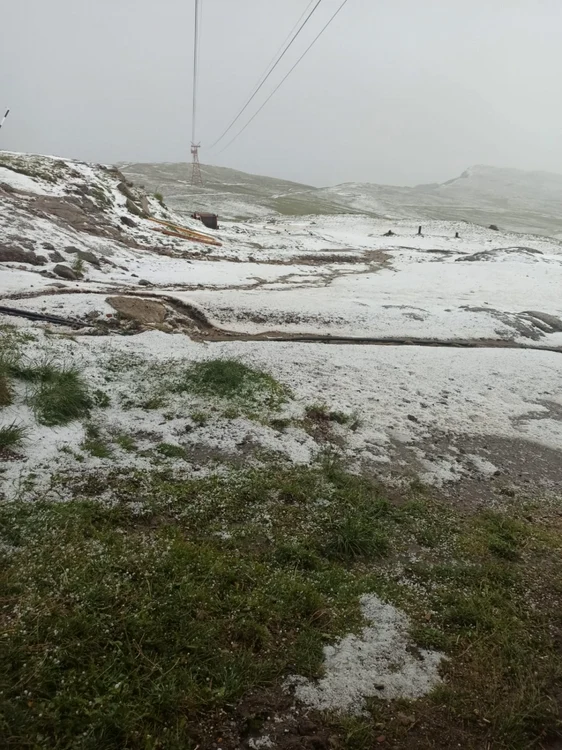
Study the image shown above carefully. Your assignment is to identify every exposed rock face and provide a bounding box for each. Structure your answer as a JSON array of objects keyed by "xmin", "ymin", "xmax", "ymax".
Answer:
[
  {"xmin": 106, "ymin": 296, "xmax": 166, "ymax": 327},
  {"xmin": 53, "ymin": 264, "xmax": 78, "ymax": 280}
]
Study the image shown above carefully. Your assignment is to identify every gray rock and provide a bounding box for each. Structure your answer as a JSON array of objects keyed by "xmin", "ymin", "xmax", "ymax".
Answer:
[
  {"xmin": 42, "ymin": 241, "xmax": 55, "ymax": 251},
  {"xmin": 0, "ymin": 244, "xmax": 46, "ymax": 265},
  {"xmin": 120, "ymin": 215, "xmax": 137, "ymax": 228},
  {"xmin": 138, "ymin": 279, "xmax": 153, "ymax": 286},
  {"xmin": 489, "ymin": 224, "xmax": 499, "ymax": 231},
  {"xmin": 117, "ymin": 182, "xmax": 136, "ymax": 201},
  {"xmin": 522, "ymin": 311, "xmax": 562, "ymax": 333},
  {"xmin": 126, "ymin": 198, "xmax": 144, "ymax": 217},
  {"xmin": 49, "ymin": 250, "xmax": 65, "ymax": 262},
  {"xmin": 75, "ymin": 249, "xmax": 100, "ymax": 267},
  {"xmin": 53, "ymin": 264, "xmax": 78, "ymax": 281},
  {"xmin": 65, "ymin": 245, "xmax": 80, "ymax": 254}
]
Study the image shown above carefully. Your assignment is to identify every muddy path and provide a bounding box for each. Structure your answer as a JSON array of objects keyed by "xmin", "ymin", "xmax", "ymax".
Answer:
[{"xmin": 1, "ymin": 288, "xmax": 562, "ymax": 354}]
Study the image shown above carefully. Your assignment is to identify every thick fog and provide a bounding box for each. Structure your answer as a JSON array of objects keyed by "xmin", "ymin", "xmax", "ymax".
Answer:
[{"xmin": 1, "ymin": 0, "xmax": 561, "ymax": 185}]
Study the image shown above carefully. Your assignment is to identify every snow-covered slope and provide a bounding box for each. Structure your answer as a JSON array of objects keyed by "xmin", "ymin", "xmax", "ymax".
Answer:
[
  {"xmin": 1, "ymin": 151, "xmax": 562, "ymax": 504},
  {"xmin": 121, "ymin": 160, "xmax": 562, "ymax": 238},
  {"xmin": 315, "ymin": 165, "xmax": 562, "ymax": 238}
]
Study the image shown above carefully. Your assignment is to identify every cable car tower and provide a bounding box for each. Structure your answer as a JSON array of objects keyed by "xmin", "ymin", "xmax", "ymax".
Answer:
[{"xmin": 190, "ymin": 0, "xmax": 203, "ymax": 186}]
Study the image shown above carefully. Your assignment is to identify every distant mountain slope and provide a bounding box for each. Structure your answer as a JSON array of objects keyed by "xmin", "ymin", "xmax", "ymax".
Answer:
[
  {"xmin": 120, "ymin": 162, "xmax": 354, "ymax": 221},
  {"xmin": 314, "ymin": 165, "xmax": 562, "ymax": 237},
  {"xmin": 121, "ymin": 161, "xmax": 562, "ymax": 238}
]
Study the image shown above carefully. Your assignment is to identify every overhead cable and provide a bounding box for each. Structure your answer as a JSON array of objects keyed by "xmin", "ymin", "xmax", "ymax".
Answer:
[
  {"xmin": 209, "ymin": 0, "xmax": 325, "ymax": 148},
  {"xmin": 219, "ymin": 0, "xmax": 351, "ymax": 154}
]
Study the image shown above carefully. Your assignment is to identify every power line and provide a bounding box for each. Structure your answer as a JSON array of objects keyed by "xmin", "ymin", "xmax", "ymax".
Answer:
[
  {"xmin": 219, "ymin": 0, "xmax": 351, "ymax": 154},
  {"xmin": 209, "ymin": 0, "xmax": 325, "ymax": 149},
  {"xmin": 247, "ymin": 0, "xmax": 317, "ymax": 102}
]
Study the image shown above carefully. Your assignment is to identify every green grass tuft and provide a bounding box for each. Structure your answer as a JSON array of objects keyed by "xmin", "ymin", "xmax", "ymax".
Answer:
[
  {"xmin": 114, "ymin": 433, "xmax": 137, "ymax": 452},
  {"xmin": 0, "ymin": 371, "xmax": 13, "ymax": 406},
  {"xmin": 0, "ymin": 421, "xmax": 27, "ymax": 452},
  {"xmin": 30, "ymin": 367, "xmax": 92, "ymax": 426}
]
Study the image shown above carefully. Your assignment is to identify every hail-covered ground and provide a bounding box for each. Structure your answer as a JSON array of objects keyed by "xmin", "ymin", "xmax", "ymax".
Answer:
[{"xmin": 1, "ymin": 152, "xmax": 561, "ymax": 750}]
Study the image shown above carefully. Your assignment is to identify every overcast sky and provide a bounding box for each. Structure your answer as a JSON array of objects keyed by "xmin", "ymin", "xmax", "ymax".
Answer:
[{"xmin": 1, "ymin": 0, "xmax": 561, "ymax": 186}]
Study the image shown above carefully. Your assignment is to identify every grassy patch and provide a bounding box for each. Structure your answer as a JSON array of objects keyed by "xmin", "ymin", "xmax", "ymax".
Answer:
[
  {"xmin": 0, "ymin": 421, "xmax": 27, "ymax": 453},
  {"xmin": 31, "ymin": 368, "xmax": 91, "ymax": 426},
  {"xmin": 154, "ymin": 191, "xmax": 165, "ymax": 206},
  {"xmin": 305, "ymin": 404, "xmax": 353, "ymax": 425},
  {"xmin": 114, "ymin": 433, "xmax": 137, "ymax": 452},
  {"xmin": 156, "ymin": 442, "xmax": 188, "ymax": 459},
  {"xmin": 71, "ymin": 257, "xmax": 85, "ymax": 277},
  {"xmin": 90, "ymin": 184, "xmax": 113, "ymax": 208},
  {"xmin": 0, "ymin": 474, "xmax": 374, "ymax": 748},
  {"xmin": 1, "ymin": 461, "xmax": 560, "ymax": 749},
  {"xmin": 176, "ymin": 359, "xmax": 289, "ymax": 410},
  {"xmin": 82, "ymin": 424, "xmax": 113, "ymax": 459},
  {"xmin": 190, "ymin": 410, "xmax": 209, "ymax": 427}
]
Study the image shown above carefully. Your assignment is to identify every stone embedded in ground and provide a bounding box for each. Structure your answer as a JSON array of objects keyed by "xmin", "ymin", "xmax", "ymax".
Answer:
[
  {"xmin": 75, "ymin": 249, "xmax": 100, "ymax": 267},
  {"xmin": 49, "ymin": 251, "xmax": 65, "ymax": 263},
  {"xmin": 106, "ymin": 296, "xmax": 167, "ymax": 327},
  {"xmin": 0, "ymin": 244, "xmax": 47, "ymax": 265},
  {"xmin": 120, "ymin": 215, "xmax": 137, "ymax": 228},
  {"xmin": 287, "ymin": 595, "xmax": 445, "ymax": 714},
  {"xmin": 53, "ymin": 264, "xmax": 78, "ymax": 281},
  {"xmin": 138, "ymin": 279, "xmax": 153, "ymax": 286}
]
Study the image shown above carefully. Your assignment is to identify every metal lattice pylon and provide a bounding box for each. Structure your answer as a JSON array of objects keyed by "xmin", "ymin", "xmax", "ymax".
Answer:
[{"xmin": 190, "ymin": 142, "xmax": 202, "ymax": 186}]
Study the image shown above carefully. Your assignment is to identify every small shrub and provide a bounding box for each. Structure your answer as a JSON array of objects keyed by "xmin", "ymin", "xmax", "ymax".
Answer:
[
  {"xmin": 154, "ymin": 191, "xmax": 165, "ymax": 206},
  {"xmin": 0, "ymin": 422, "xmax": 27, "ymax": 452}
]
